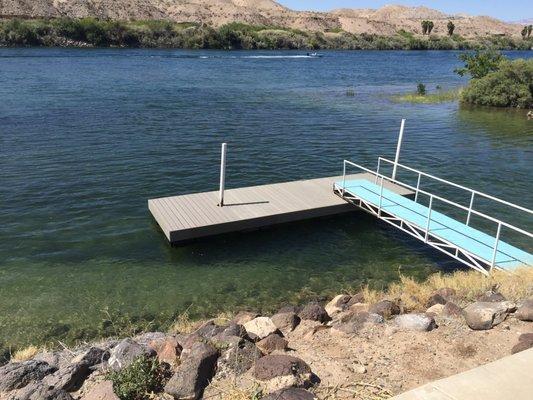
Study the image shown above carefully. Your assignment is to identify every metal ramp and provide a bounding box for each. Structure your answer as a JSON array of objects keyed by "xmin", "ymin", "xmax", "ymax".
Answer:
[{"xmin": 334, "ymin": 158, "xmax": 533, "ymax": 275}]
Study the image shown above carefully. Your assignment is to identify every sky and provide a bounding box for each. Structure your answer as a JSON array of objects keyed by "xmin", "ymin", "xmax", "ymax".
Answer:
[{"xmin": 277, "ymin": 1, "xmax": 533, "ymax": 22}]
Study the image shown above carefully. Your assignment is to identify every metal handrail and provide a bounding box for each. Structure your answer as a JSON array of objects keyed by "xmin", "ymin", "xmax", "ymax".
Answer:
[
  {"xmin": 339, "ymin": 159, "xmax": 533, "ymax": 271},
  {"xmin": 341, "ymin": 159, "xmax": 532, "ymax": 237},
  {"xmin": 377, "ymin": 157, "xmax": 533, "ymax": 215}
]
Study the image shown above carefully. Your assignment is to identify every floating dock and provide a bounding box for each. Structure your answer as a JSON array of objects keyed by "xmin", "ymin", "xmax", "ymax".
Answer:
[{"xmin": 148, "ymin": 172, "xmax": 412, "ymax": 244}]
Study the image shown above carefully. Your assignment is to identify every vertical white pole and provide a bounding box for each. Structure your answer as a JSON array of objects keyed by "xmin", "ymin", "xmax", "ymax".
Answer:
[
  {"xmin": 392, "ymin": 119, "xmax": 406, "ymax": 181},
  {"xmin": 425, "ymin": 195, "xmax": 433, "ymax": 243},
  {"xmin": 218, "ymin": 143, "xmax": 227, "ymax": 207},
  {"xmin": 490, "ymin": 222, "xmax": 502, "ymax": 272}
]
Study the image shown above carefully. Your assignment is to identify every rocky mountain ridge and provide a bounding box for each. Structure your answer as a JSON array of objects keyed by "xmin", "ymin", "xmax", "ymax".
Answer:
[{"xmin": 0, "ymin": 1, "xmax": 523, "ymax": 37}]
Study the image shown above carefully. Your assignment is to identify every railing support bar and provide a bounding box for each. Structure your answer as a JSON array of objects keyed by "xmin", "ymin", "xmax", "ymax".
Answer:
[
  {"xmin": 218, "ymin": 143, "xmax": 227, "ymax": 207},
  {"xmin": 342, "ymin": 160, "xmax": 346, "ymax": 196},
  {"xmin": 378, "ymin": 176, "xmax": 385, "ymax": 216},
  {"xmin": 425, "ymin": 195, "xmax": 433, "ymax": 242},
  {"xmin": 415, "ymin": 172, "xmax": 421, "ymax": 203},
  {"xmin": 466, "ymin": 192, "xmax": 475, "ymax": 225},
  {"xmin": 392, "ymin": 118, "xmax": 405, "ymax": 180},
  {"xmin": 490, "ymin": 223, "xmax": 502, "ymax": 272}
]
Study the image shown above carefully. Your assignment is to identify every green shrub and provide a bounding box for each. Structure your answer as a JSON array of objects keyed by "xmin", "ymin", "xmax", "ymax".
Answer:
[
  {"xmin": 455, "ymin": 50, "xmax": 505, "ymax": 79},
  {"xmin": 108, "ymin": 356, "xmax": 170, "ymax": 400},
  {"xmin": 417, "ymin": 83, "xmax": 426, "ymax": 96},
  {"xmin": 460, "ymin": 58, "xmax": 533, "ymax": 109}
]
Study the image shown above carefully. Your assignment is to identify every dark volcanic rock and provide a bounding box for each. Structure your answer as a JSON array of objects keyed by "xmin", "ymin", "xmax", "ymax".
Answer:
[
  {"xmin": 11, "ymin": 382, "xmax": 73, "ymax": 400},
  {"xmin": 426, "ymin": 293, "xmax": 447, "ymax": 308},
  {"xmin": 215, "ymin": 335, "xmax": 262, "ymax": 378},
  {"xmin": 164, "ymin": 342, "xmax": 219, "ymax": 400},
  {"xmin": 253, "ymin": 354, "xmax": 311, "ymax": 381},
  {"xmin": 511, "ymin": 333, "xmax": 533, "ymax": 354},
  {"xmin": 194, "ymin": 320, "xmax": 227, "ymax": 339},
  {"xmin": 148, "ymin": 336, "xmax": 182, "ymax": 365},
  {"xmin": 515, "ymin": 299, "xmax": 533, "ymax": 321},
  {"xmin": 263, "ymin": 387, "xmax": 317, "ymax": 400},
  {"xmin": 71, "ymin": 346, "xmax": 109, "ymax": 368},
  {"xmin": 42, "ymin": 362, "xmax": 90, "ymax": 392},
  {"xmin": 478, "ymin": 291, "xmax": 507, "ymax": 302},
  {"xmin": 0, "ymin": 360, "xmax": 55, "ymax": 391},
  {"xmin": 257, "ymin": 334, "xmax": 289, "ymax": 354},
  {"xmin": 346, "ymin": 292, "xmax": 365, "ymax": 306},
  {"xmin": 271, "ymin": 312, "xmax": 300, "ymax": 335},
  {"xmin": 442, "ymin": 301, "xmax": 464, "ymax": 318},
  {"xmin": 368, "ymin": 300, "xmax": 400, "ymax": 319},
  {"xmin": 108, "ymin": 338, "xmax": 155, "ymax": 370},
  {"xmin": 299, "ymin": 303, "xmax": 330, "ymax": 323}
]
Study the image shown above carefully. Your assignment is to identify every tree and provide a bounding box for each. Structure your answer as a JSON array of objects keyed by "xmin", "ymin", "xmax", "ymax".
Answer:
[
  {"xmin": 454, "ymin": 50, "xmax": 505, "ymax": 79},
  {"xmin": 447, "ymin": 21, "xmax": 455, "ymax": 36},
  {"xmin": 522, "ymin": 26, "xmax": 528, "ymax": 39},
  {"xmin": 528, "ymin": 25, "xmax": 532, "ymax": 38},
  {"xmin": 427, "ymin": 21, "xmax": 434, "ymax": 35},
  {"xmin": 421, "ymin": 20, "xmax": 428, "ymax": 35}
]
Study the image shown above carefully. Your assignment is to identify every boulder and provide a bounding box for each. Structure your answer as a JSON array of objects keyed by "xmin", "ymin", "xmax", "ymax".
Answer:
[
  {"xmin": 257, "ymin": 334, "xmax": 289, "ymax": 354},
  {"xmin": 299, "ymin": 303, "xmax": 330, "ymax": 323},
  {"xmin": 33, "ymin": 351, "xmax": 62, "ymax": 370},
  {"xmin": 511, "ymin": 333, "xmax": 533, "ymax": 354},
  {"xmin": 220, "ymin": 323, "xmax": 247, "ymax": 338},
  {"xmin": 233, "ymin": 311, "xmax": 259, "ymax": 325},
  {"xmin": 324, "ymin": 295, "xmax": 352, "ymax": 316},
  {"xmin": 164, "ymin": 342, "xmax": 219, "ymax": 400},
  {"xmin": 478, "ymin": 291, "xmax": 507, "ymax": 302},
  {"xmin": 214, "ymin": 335, "xmax": 262, "ymax": 378},
  {"xmin": 331, "ymin": 312, "xmax": 383, "ymax": 335},
  {"xmin": 394, "ymin": 313, "xmax": 436, "ymax": 331},
  {"xmin": 515, "ymin": 299, "xmax": 533, "ymax": 321},
  {"xmin": 262, "ymin": 387, "xmax": 317, "ymax": 400},
  {"xmin": 71, "ymin": 346, "xmax": 109, "ymax": 368},
  {"xmin": 107, "ymin": 338, "xmax": 155, "ymax": 371},
  {"xmin": 435, "ymin": 288, "xmax": 456, "ymax": 300},
  {"xmin": 426, "ymin": 303, "xmax": 445, "ymax": 316},
  {"xmin": 244, "ymin": 317, "xmax": 279, "ymax": 341},
  {"xmin": 278, "ymin": 305, "xmax": 300, "ymax": 314},
  {"xmin": 426, "ymin": 293, "xmax": 447, "ymax": 308},
  {"xmin": 80, "ymin": 380, "xmax": 120, "ymax": 400},
  {"xmin": 10, "ymin": 382, "xmax": 74, "ymax": 400},
  {"xmin": 346, "ymin": 292, "xmax": 365, "ymax": 306},
  {"xmin": 271, "ymin": 312, "xmax": 300, "ymax": 336},
  {"xmin": 442, "ymin": 301, "xmax": 464, "ymax": 318},
  {"xmin": 148, "ymin": 336, "xmax": 182, "ymax": 365},
  {"xmin": 252, "ymin": 355, "xmax": 313, "ymax": 391},
  {"xmin": 0, "ymin": 360, "xmax": 55, "ymax": 391},
  {"xmin": 194, "ymin": 320, "xmax": 226, "ymax": 339},
  {"xmin": 133, "ymin": 332, "xmax": 166, "ymax": 346},
  {"xmin": 347, "ymin": 302, "xmax": 369, "ymax": 314},
  {"xmin": 42, "ymin": 362, "xmax": 90, "ymax": 392},
  {"xmin": 368, "ymin": 300, "xmax": 400, "ymax": 319},
  {"xmin": 464, "ymin": 301, "xmax": 516, "ymax": 330}
]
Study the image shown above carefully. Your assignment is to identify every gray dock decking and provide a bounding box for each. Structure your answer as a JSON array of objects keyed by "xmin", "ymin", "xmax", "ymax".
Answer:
[{"xmin": 148, "ymin": 172, "xmax": 412, "ymax": 244}]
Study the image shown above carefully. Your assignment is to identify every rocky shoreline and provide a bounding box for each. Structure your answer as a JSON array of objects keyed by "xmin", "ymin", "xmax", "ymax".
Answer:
[{"xmin": 1, "ymin": 279, "xmax": 532, "ymax": 400}]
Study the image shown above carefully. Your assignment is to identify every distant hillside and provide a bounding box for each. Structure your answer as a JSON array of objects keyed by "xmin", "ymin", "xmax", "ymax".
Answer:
[{"xmin": 0, "ymin": 1, "xmax": 523, "ymax": 38}]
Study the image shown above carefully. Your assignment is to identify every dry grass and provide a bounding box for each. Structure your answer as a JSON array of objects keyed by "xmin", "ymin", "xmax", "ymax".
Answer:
[
  {"xmin": 361, "ymin": 285, "xmax": 381, "ymax": 305},
  {"xmin": 168, "ymin": 308, "xmax": 201, "ymax": 334},
  {"xmin": 206, "ymin": 382, "xmax": 263, "ymax": 400},
  {"xmin": 386, "ymin": 267, "xmax": 533, "ymax": 311},
  {"xmin": 12, "ymin": 345, "xmax": 39, "ymax": 362},
  {"xmin": 314, "ymin": 381, "xmax": 392, "ymax": 399}
]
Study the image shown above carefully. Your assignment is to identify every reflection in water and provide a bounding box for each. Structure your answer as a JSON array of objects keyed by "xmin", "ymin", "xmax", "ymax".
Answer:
[{"xmin": 458, "ymin": 105, "xmax": 533, "ymax": 139}]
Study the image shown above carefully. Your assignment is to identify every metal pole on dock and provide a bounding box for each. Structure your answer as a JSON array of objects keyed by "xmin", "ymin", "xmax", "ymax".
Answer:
[
  {"xmin": 392, "ymin": 119, "xmax": 405, "ymax": 180},
  {"xmin": 218, "ymin": 143, "xmax": 227, "ymax": 207}
]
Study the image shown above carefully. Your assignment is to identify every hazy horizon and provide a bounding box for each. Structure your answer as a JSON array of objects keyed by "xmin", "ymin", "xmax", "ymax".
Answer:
[{"xmin": 278, "ymin": 1, "xmax": 533, "ymax": 22}]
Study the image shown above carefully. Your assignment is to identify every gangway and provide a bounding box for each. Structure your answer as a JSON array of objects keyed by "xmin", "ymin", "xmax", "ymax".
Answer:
[{"xmin": 334, "ymin": 157, "xmax": 533, "ymax": 275}]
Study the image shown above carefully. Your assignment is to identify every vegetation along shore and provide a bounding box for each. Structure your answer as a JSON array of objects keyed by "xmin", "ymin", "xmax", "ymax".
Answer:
[
  {"xmin": 1, "ymin": 268, "xmax": 532, "ymax": 399},
  {"xmin": 1, "ymin": 19, "xmax": 533, "ymax": 50}
]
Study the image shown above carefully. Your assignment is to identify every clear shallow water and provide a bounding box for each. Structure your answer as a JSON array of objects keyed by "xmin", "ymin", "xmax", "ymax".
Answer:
[{"xmin": 0, "ymin": 49, "xmax": 532, "ymax": 348}]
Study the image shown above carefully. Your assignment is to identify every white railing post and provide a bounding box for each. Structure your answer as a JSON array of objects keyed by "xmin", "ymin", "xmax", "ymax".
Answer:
[
  {"xmin": 490, "ymin": 222, "xmax": 502, "ymax": 272},
  {"xmin": 392, "ymin": 119, "xmax": 405, "ymax": 181},
  {"xmin": 378, "ymin": 176, "xmax": 385, "ymax": 216},
  {"xmin": 415, "ymin": 172, "xmax": 421, "ymax": 203},
  {"xmin": 218, "ymin": 143, "xmax": 227, "ymax": 207},
  {"xmin": 375, "ymin": 158, "xmax": 381, "ymax": 184},
  {"xmin": 466, "ymin": 192, "xmax": 475, "ymax": 225},
  {"xmin": 342, "ymin": 160, "xmax": 346, "ymax": 196},
  {"xmin": 425, "ymin": 195, "xmax": 433, "ymax": 242}
]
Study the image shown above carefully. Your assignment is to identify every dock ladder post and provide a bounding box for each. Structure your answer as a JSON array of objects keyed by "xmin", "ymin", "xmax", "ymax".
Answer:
[{"xmin": 218, "ymin": 143, "xmax": 227, "ymax": 207}]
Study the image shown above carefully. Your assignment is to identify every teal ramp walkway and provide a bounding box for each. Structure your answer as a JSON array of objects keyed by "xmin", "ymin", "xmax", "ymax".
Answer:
[{"xmin": 335, "ymin": 179, "xmax": 533, "ymax": 272}]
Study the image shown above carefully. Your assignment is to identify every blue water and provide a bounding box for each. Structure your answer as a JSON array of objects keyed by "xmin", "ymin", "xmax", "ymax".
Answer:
[{"xmin": 0, "ymin": 49, "xmax": 532, "ymax": 348}]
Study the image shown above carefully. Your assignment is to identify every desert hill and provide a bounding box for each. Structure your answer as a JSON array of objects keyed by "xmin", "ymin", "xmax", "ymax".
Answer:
[{"xmin": 0, "ymin": 0, "xmax": 523, "ymax": 37}]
